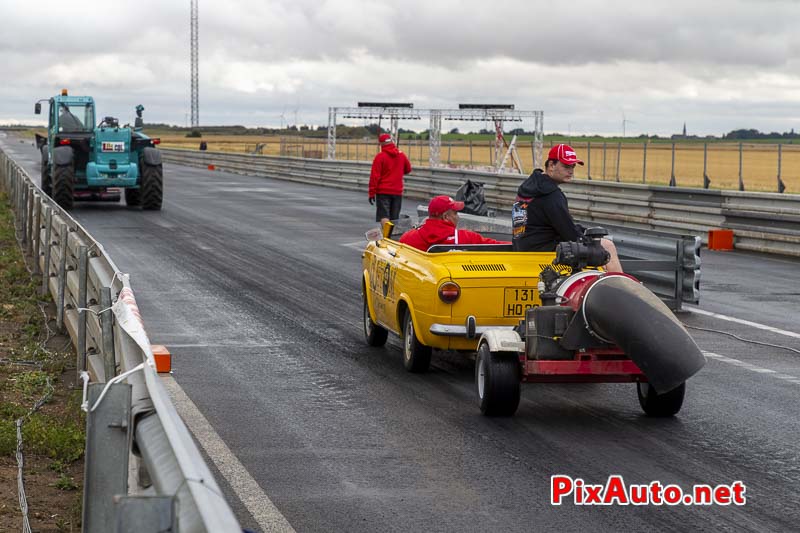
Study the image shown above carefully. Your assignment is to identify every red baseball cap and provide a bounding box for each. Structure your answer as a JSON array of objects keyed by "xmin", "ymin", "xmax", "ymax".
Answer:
[
  {"xmin": 429, "ymin": 195, "xmax": 465, "ymax": 216},
  {"xmin": 548, "ymin": 144, "xmax": 584, "ymax": 166},
  {"xmin": 378, "ymin": 133, "xmax": 393, "ymax": 145}
]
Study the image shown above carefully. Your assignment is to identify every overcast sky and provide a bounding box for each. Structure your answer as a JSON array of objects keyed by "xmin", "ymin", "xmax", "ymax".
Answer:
[{"xmin": 2, "ymin": 0, "xmax": 799, "ymax": 136}]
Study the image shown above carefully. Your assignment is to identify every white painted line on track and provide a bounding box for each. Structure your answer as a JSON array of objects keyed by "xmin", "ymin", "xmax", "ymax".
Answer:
[
  {"xmin": 160, "ymin": 374, "xmax": 296, "ymax": 533},
  {"xmin": 688, "ymin": 307, "xmax": 800, "ymax": 340},
  {"xmin": 704, "ymin": 351, "xmax": 800, "ymax": 387}
]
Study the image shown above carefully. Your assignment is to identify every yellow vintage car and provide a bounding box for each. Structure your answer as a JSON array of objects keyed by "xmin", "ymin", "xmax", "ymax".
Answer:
[{"xmin": 361, "ymin": 222, "xmax": 557, "ymax": 372}]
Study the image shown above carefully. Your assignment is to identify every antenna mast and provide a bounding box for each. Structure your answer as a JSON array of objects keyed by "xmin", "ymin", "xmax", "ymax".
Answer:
[{"xmin": 190, "ymin": 0, "xmax": 199, "ymax": 128}]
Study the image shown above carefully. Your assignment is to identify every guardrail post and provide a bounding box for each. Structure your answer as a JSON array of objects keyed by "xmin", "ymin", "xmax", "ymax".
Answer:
[
  {"xmin": 82, "ymin": 383, "xmax": 131, "ymax": 533},
  {"xmin": 114, "ymin": 496, "xmax": 176, "ymax": 533},
  {"xmin": 32, "ymin": 199, "xmax": 41, "ymax": 275},
  {"xmin": 101, "ymin": 287, "xmax": 116, "ymax": 381},
  {"xmin": 56, "ymin": 223, "xmax": 68, "ymax": 332},
  {"xmin": 20, "ymin": 184, "xmax": 29, "ymax": 244},
  {"xmin": 26, "ymin": 187, "xmax": 35, "ymax": 256},
  {"xmin": 41, "ymin": 207, "xmax": 53, "ymax": 296},
  {"xmin": 615, "ymin": 142, "xmax": 621, "ymax": 182},
  {"xmin": 77, "ymin": 245, "xmax": 89, "ymax": 379}
]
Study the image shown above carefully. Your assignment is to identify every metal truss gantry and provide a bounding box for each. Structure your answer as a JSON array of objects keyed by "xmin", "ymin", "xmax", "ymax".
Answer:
[{"xmin": 327, "ymin": 106, "xmax": 544, "ymax": 171}]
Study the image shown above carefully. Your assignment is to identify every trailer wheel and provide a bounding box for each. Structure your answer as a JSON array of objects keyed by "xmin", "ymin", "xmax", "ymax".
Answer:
[
  {"xmin": 124, "ymin": 187, "xmax": 141, "ymax": 207},
  {"xmin": 363, "ymin": 290, "xmax": 388, "ymax": 347},
  {"xmin": 52, "ymin": 164, "xmax": 74, "ymax": 210},
  {"xmin": 637, "ymin": 382, "xmax": 685, "ymax": 417},
  {"xmin": 403, "ymin": 311, "xmax": 431, "ymax": 373},
  {"xmin": 475, "ymin": 343, "xmax": 521, "ymax": 416},
  {"xmin": 141, "ymin": 163, "xmax": 163, "ymax": 210}
]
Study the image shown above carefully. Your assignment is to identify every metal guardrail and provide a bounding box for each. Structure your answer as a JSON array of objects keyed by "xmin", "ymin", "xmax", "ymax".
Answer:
[
  {"xmin": 0, "ymin": 148, "xmax": 241, "ymax": 532},
  {"xmin": 162, "ymin": 148, "xmax": 800, "ymax": 257}
]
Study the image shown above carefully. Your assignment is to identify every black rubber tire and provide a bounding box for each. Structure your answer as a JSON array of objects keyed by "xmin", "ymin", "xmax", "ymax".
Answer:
[
  {"xmin": 475, "ymin": 343, "xmax": 521, "ymax": 416},
  {"xmin": 402, "ymin": 311, "xmax": 431, "ymax": 373},
  {"xmin": 363, "ymin": 290, "xmax": 388, "ymax": 347},
  {"xmin": 40, "ymin": 153, "xmax": 52, "ymax": 196},
  {"xmin": 124, "ymin": 187, "xmax": 141, "ymax": 207},
  {"xmin": 52, "ymin": 164, "xmax": 74, "ymax": 210},
  {"xmin": 141, "ymin": 163, "xmax": 163, "ymax": 210},
  {"xmin": 637, "ymin": 381, "xmax": 685, "ymax": 417}
]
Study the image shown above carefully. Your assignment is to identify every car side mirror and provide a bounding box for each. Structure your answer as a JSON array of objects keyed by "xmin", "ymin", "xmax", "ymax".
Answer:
[{"xmin": 34, "ymin": 103, "xmax": 41, "ymax": 115}]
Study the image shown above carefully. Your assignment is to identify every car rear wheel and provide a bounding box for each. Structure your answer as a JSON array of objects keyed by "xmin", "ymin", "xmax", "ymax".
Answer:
[
  {"xmin": 363, "ymin": 291, "xmax": 388, "ymax": 347},
  {"xmin": 403, "ymin": 311, "xmax": 431, "ymax": 373},
  {"xmin": 475, "ymin": 343, "xmax": 521, "ymax": 416},
  {"xmin": 52, "ymin": 164, "xmax": 74, "ymax": 210},
  {"xmin": 637, "ymin": 381, "xmax": 685, "ymax": 417}
]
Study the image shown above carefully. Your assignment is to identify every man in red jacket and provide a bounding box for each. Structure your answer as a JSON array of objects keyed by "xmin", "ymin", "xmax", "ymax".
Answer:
[
  {"xmin": 400, "ymin": 195, "xmax": 510, "ymax": 252},
  {"xmin": 369, "ymin": 133, "xmax": 412, "ymax": 225}
]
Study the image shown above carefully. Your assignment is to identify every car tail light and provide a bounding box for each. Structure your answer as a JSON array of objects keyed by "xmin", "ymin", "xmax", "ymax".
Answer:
[
  {"xmin": 152, "ymin": 138, "xmax": 161, "ymax": 145},
  {"xmin": 438, "ymin": 281, "xmax": 460, "ymax": 303},
  {"xmin": 59, "ymin": 139, "xmax": 71, "ymax": 145}
]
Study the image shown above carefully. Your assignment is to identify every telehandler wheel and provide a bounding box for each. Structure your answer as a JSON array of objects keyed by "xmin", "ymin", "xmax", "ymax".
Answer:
[
  {"xmin": 637, "ymin": 382, "xmax": 685, "ymax": 417},
  {"xmin": 475, "ymin": 343, "xmax": 521, "ymax": 417},
  {"xmin": 52, "ymin": 164, "xmax": 74, "ymax": 210},
  {"xmin": 141, "ymin": 163, "xmax": 163, "ymax": 210},
  {"xmin": 363, "ymin": 291, "xmax": 388, "ymax": 347},
  {"xmin": 40, "ymin": 154, "xmax": 52, "ymax": 196},
  {"xmin": 124, "ymin": 187, "xmax": 141, "ymax": 206},
  {"xmin": 403, "ymin": 311, "xmax": 431, "ymax": 373}
]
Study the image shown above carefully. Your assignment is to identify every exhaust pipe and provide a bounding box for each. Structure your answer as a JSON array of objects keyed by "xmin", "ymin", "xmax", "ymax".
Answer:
[{"xmin": 582, "ymin": 275, "xmax": 705, "ymax": 393}]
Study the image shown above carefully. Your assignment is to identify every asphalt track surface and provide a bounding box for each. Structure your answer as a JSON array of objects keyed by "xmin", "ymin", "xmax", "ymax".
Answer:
[{"xmin": 3, "ymin": 133, "xmax": 799, "ymax": 532}]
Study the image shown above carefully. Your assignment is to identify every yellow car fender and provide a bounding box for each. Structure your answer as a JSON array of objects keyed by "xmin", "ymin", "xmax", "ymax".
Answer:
[{"xmin": 479, "ymin": 329, "xmax": 525, "ymax": 354}]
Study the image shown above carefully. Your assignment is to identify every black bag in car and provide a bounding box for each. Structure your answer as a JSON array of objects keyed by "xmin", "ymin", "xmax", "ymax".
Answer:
[{"xmin": 455, "ymin": 180, "xmax": 488, "ymax": 216}]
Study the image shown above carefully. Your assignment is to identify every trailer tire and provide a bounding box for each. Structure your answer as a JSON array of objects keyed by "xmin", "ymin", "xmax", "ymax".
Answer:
[
  {"xmin": 476, "ymin": 343, "xmax": 520, "ymax": 416},
  {"xmin": 52, "ymin": 164, "xmax": 74, "ymax": 210},
  {"xmin": 637, "ymin": 382, "xmax": 685, "ymax": 417},
  {"xmin": 403, "ymin": 311, "xmax": 431, "ymax": 373},
  {"xmin": 141, "ymin": 163, "xmax": 163, "ymax": 210},
  {"xmin": 363, "ymin": 290, "xmax": 388, "ymax": 347},
  {"xmin": 124, "ymin": 187, "xmax": 141, "ymax": 206}
]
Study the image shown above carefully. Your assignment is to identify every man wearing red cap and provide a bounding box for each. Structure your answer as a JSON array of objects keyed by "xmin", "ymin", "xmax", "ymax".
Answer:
[
  {"xmin": 512, "ymin": 144, "xmax": 622, "ymax": 272},
  {"xmin": 368, "ymin": 133, "xmax": 412, "ymax": 225},
  {"xmin": 400, "ymin": 195, "xmax": 509, "ymax": 252}
]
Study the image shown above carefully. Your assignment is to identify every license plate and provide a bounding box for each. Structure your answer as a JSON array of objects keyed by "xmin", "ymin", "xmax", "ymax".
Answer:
[
  {"xmin": 503, "ymin": 287, "xmax": 539, "ymax": 317},
  {"xmin": 101, "ymin": 141, "xmax": 125, "ymax": 152}
]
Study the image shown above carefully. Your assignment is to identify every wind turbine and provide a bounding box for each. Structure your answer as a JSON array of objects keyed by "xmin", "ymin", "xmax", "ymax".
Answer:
[{"xmin": 621, "ymin": 110, "xmax": 634, "ymax": 137}]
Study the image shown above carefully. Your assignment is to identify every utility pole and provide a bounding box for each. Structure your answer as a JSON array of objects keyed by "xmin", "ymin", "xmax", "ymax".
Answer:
[{"xmin": 190, "ymin": 0, "xmax": 199, "ymax": 128}]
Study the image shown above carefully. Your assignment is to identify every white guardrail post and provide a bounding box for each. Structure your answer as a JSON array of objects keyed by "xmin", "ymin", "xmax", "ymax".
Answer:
[{"xmin": 0, "ymin": 146, "xmax": 242, "ymax": 532}]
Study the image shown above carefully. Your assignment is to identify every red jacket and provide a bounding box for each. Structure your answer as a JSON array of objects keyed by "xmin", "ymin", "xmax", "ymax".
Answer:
[
  {"xmin": 399, "ymin": 218, "xmax": 509, "ymax": 251},
  {"xmin": 369, "ymin": 144, "xmax": 411, "ymax": 197}
]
